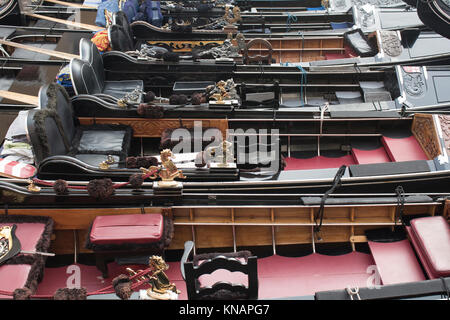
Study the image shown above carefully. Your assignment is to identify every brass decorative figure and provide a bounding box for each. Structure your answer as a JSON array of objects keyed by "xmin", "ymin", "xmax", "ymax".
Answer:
[
  {"xmin": 145, "ymin": 255, "xmax": 180, "ymax": 299},
  {"xmin": 0, "ymin": 226, "xmax": 12, "ymax": 260},
  {"xmin": 206, "ymin": 140, "xmax": 234, "ymax": 167},
  {"xmin": 224, "ymin": 6, "xmax": 242, "ymax": 24},
  {"xmin": 99, "ymin": 155, "xmax": 116, "ymax": 170},
  {"xmin": 141, "ymin": 149, "xmax": 186, "ymax": 187},
  {"xmin": 210, "ymin": 80, "xmax": 230, "ymax": 102},
  {"xmin": 27, "ymin": 179, "xmax": 41, "ymax": 192}
]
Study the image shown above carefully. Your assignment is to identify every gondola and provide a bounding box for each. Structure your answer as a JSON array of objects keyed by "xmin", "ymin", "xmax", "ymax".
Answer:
[
  {"xmin": 0, "ymin": 0, "xmax": 425, "ymax": 37},
  {"xmin": 1, "ymin": 80, "xmax": 450, "ymax": 198},
  {"xmin": 2, "ymin": 8, "xmax": 447, "ymax": 95},
  {"xmin": 2, "ymin": 30, "xmax": 450, "ymax": 114},
  {"xmin": 0, "ymin": 191, "xmax": 448, "ymax": 300},
  {"xmin": 405, "ymin": 0, "xmax": 450, "ymax": 39}
]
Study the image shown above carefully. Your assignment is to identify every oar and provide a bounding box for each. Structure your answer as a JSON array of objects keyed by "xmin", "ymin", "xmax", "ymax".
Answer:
[
  {"xmin": 0, "ymin": 39, "xmax": 78, "ymax": 60},
  {"xmin": 0, "ymin": 90, "xmax": 39, "ymax": 106},
  {"xmin": 43, "ymin": 0, "xmax": 96, "ymax": 9},
  {"xmin": 20, "ymin": 250, "xmax": 56, "ymax": 257},
  {"xmin": 24, "ymin": 12, "xmax": 102, "ymax": 31}
]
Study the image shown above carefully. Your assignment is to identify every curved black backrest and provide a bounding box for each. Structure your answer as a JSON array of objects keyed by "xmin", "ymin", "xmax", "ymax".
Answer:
[
  {"xmin": 181, "ymin": 240, "xmax": 259, "ymax": 300},
  {"xmin": 38, "ymin": 83, "xmax": 77, "ymax": 144},
  {"xmin": 26, "ymin": 109, "xmax": 69, "ymax": 164},
  {"xmin": 79, "ymin": 38, "xmax": 105, "ymax": 87},
  {"xmin": 108, "ymin": 24, "xmax": 135, "ymax": 52},
  {"xmin": 112, "ymin": 11, "xmax": 133, "ymax": 40},
  {"xmin": 70, "ymin": 58, "xmax": 103, "ymax": 95}
]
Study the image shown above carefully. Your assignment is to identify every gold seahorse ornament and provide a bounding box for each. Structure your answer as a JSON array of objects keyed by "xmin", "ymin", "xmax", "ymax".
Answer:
[{"xmin": 0, "ymin": 226, "xmax": 13, "ymax": 260}]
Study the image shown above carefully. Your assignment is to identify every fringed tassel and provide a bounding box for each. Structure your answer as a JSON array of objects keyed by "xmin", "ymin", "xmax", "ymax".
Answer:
[{"xmin": 112, "ymin": 275, "xmax": 133, "ymax": 300}]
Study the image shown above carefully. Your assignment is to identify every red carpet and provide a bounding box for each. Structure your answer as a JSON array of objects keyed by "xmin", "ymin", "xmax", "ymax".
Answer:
[{"xmin": 35, "ymin": 252, "xmax": 376, "ymax": 299}]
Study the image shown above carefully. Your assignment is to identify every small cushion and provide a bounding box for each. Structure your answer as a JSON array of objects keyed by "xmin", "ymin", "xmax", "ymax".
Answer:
[
  {"xmin": 410, "ymin": 216, "xmax": 450, "ymax": 278},
  {"xmin": 78, "ymin": 130, "xmax": 126, "ymax": 153},
  {"xmin": 382, "ymin": 136, "xmax": 428, "ymax": 162},
  {"xmin": 89, "ymin": 214, "xmax": 164, "ymax": 246},
  {"xmin": 0, "ymin": 264, "xmax": 32, "ymax": 299},
  {"xmin": 352, "ymin": 147, "xmax": 391, "ymax": 165}
]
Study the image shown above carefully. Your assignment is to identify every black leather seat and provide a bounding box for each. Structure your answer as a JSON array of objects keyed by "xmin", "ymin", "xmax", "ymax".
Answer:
[
  {"xmin": 240, "ymin": 81, "xmax": 280, "ymax": 109},
  {"xmin": 28, "ymin": 83, "xmax": 132, "ymax": 167},
  {"xmin": 112, "ymin": 11, "xmax": 133, "ymax": 42},
  {"xmin": 109, "ymin": 11, "xmax": 135, "ymax": 52},
  {"xmin": 73, "ymin": 38, "xmax": 144, "ymax": 102}
]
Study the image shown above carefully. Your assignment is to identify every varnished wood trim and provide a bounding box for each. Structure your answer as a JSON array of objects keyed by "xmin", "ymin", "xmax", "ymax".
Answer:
[{"xmin": 78, "ymin": 117, "xmax": 229, "ymax": 139}]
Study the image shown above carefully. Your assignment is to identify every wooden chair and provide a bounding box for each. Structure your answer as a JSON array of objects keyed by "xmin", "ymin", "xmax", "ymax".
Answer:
[
  {"xmin": 244, "ymin": 38, "xmax": 273, "ymax": 65},
  {"xmin": 180, "ymin": 241, "xmax": 259, "ymax": 300}
]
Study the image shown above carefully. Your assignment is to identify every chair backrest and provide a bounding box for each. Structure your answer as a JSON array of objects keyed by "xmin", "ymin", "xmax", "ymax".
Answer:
[
  {"xmin": 70, "ymin": 58, "xmax": 103, "ymax": 95},
  {"xmin": 113, "ymin": 11, "xmax": 133, "ymax": 40},
  {"xmin": 239, "ymin": 15, "xmax": 265, "ymax": 32},
  {"xmin": 79, "ymin": 38, "xmax": 105, "ymax": 87},
  {"xmin": 181, "ymin": 241, "xmax": 259, "ymax": 300},
  {"xmin": 244, "ymin": 38, "xmax": 273, "ymax": 65},
  {"xmin": 26, "ymin": 108, "xmax": 71, "ymax": 164},
  {"xmin": 39, "ymin": 83, "xmax": 77, "ymax": 144},
  {"xmin": 108, "ymin": 24, "xmax": 135, "ymax": 52}
]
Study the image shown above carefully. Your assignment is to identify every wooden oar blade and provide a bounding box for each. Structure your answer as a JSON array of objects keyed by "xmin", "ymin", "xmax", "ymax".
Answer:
[
  {"xmin": 0, "ymin": 39, "xmax": 78, "ymax": 60},
  {"xmin": 0, "ymin": 90, "xmax": 39, "ymax": 106},
  {"xmin": 25, "ymin": 12, "xmax": 103, "ymax": 31},
  {"xmin": 44, "ymin": 0, "xmax": 96, "ymax": 9}
]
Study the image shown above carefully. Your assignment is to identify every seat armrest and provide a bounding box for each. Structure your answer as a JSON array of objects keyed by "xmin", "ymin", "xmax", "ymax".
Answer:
[
  {"xmin": 180, "ymin": 241, "xmax": 195, "ymax": 281},
  {"xmin": 92, "ymin": 93, "xmax": 119, "ymax": 104}
]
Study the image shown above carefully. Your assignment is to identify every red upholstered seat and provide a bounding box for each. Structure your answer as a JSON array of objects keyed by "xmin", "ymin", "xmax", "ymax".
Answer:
[
  {"xmin": 409, "ymin": 216, "xmax": 450, "ymax": 279},
  {"xmin": 0, "ymin": 222, "xmax": 46, "ymax": 253},
  {"xmin": 351, "ymin": 147, "xmax": 391, "ymax": 165},
  {"xmin": 325, "ymin": 53, "xmax": 350, "ymax": 60},
  {"xmin": 368, "ymin": 240, "xmax": 425, "ymax": 285},
  {"xmin": 284, "ymin": 155, "xmax": 355, "ymax": 171},
  {"xmin": 89, "ymin": 214, "xmax": 164, "ymax": 246},
  {"xmin": 381, "ymin": 136, "xmax": 428, "ymax": 162},
  {"xmin": 0, "ymin": 264, "xmax": 32, "ymax": 299}
]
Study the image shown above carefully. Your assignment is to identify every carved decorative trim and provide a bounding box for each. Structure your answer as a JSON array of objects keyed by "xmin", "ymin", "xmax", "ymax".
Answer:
[
  {"xmin": 412, "ymin": 114, "xmax": 441, "ymax": 160},
  {"xmin": 146, "ymin": 40, "xmax": 224, "ymax": 52},
  {"xmin": 438, "ymin": 115, "xmax": 450, "ymax": 153},
  {"xmin": 78, "ymin": 118, "xmax": 228, "ymax": 139},
  {"xmin": 380, "ymin": 31, "xmax": 402, "ymax": 57},
  {"xmin": 403, "ymin": 71, "xmax": 426, "ymax": 97}
]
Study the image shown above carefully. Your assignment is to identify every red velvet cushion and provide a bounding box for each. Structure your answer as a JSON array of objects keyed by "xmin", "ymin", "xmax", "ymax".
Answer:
[
  {"xmin": 381, "ymin": 136, "xmax": 428, "ymax": 162},
  {"xmin": 284, "ymin": 155, "xmax": 355, "ymax": 171},
  {"xmin": 410, "ymin": 216, "xmax": 450, "ymax": 278},
  {"xmin": 0, "ymin": 264, "xmax": 31, "ymax": 299},
  {"xmin": 351, "ymin": 147, "xmax": 391, "ymax": 164},
  {"xmin": 89, "ymin": 214, "xmax": 164, "ymax": 245},
  {"xmin": 0, "ymin": 222, "xmax": 46, "ymax": 252},
  {"xmin": 325, "ymin": 53, "xmax": 350, "ymax": 60}
]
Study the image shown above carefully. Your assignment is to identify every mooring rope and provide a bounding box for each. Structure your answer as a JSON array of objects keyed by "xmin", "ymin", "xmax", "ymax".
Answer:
[{"xmin": 286, "ymin": 13, "xmax": 297, "ymax": 32}]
